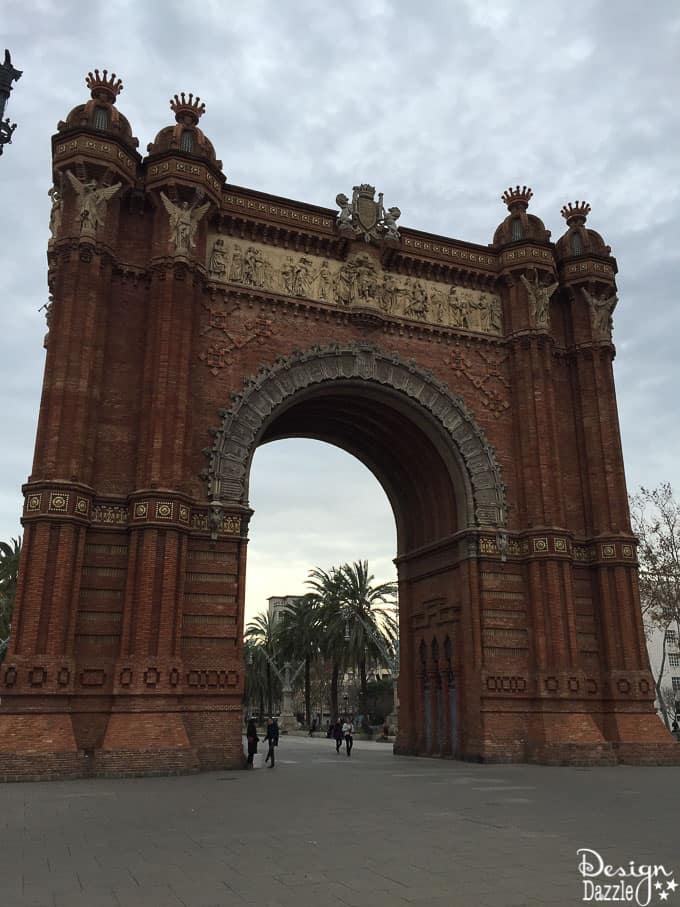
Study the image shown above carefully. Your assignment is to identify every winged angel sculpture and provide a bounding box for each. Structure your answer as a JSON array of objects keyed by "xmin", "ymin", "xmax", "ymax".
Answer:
[
  {"xmin": 159, "ymin": 191, "xmax": 210, "ymax": 255},
  {"xmin": 66, "ymin": 171, "xmax": 121, "ymax": 237}
]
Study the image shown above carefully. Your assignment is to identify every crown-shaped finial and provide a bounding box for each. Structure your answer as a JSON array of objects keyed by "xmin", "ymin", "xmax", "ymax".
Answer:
[
  {"xmin": 85, "ymin": 69, "xmax": 123, "ymax": 103},
  {"xmin": 501, "ymin": 185, "xmax": 533, "ymax": 212},
  {"xmin": 170, "ymin": 92, "xmax": 206, "ymax": 126},
  {"xmin": 561, "ymin": 200, "xmax": 591, "ymax": 226}
]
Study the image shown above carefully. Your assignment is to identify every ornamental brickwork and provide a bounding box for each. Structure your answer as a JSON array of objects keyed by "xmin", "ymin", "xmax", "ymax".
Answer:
[{"xmin": 0, "ymin": 72, "xmax": 676, "ymax": 781}]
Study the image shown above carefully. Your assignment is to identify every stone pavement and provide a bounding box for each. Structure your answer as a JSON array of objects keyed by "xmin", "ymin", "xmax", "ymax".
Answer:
[{"xmin": 2, "ymin": 734, "xmax": 678, "ymax": 907}]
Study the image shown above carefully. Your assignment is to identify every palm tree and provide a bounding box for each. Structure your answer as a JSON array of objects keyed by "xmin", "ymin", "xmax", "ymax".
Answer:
[
  {"xmin": 335, "ymin": 561, "xmax": 397, "ymax": 720},
  {"xmin": 0, "ymin": 536, "xmax": 21, "ymax": 646},
  {"xmin": 307, "ymin": 566, "xmax": 347, "ymax": 720},
  {"xmin": 243, "ymin": 639, "xmax": 268, "ymax": 720},
  {"xmin": 276, "ymin": 594, "xmax": 320, "ymax": 726},
  {"xmin": 245, "ymin": 611, "xmax": 280, "ymax": 717}
]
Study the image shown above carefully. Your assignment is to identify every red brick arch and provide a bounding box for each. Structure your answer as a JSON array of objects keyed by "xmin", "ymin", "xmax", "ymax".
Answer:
[{"xmin": 0, "ymin": 74, "xmax": 677, "ymax": 780}]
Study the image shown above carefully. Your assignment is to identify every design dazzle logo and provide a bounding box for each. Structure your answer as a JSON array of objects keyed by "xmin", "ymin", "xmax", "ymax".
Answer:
[{"xmin": 578, "ymin": 849, "xmax": 677, "ymax": 905}]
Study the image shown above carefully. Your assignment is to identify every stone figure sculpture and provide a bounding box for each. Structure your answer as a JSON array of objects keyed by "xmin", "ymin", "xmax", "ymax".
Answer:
[
  {"xmin": 583, "ymin": 288, "xmax": 617, "ymax": 339},
  {"xmin": 229, "ymin": 248, "xmax": 244, "ymax": 282},
  {"xmin": 335, "ymin": 184, "xmax": 402, "ymax": 243},
  {"xmin": 208, "ymin": 238, "xmax": 227, "ymax": 277},
  {"xmin": 281, "ymin": 256, "xmax": 296, "ymax": 295},
  {"xmin": 159, "ymin": 190, "xmax": 210, "ymax": 254},
  {"xmin": 242, "ymin": 246, "xmax": 272, "ymax": 289},
  {"xmin": 292, "ymin": 258, "xmax": 313, "ymax": 297},
  {"xmin": 520, "ymin": 272, "xmax": 559, "ymax": 328},
  {"xmin": 316, "ymin": 260, "xmax": 333, "ymax": 301},
  {"xmin": 383, "ymin": 206, "xmax": 401, "ymax": 241},
  {"xmin": 447, "ymin": 287, "xmax": 469, "ymax": 329},
  {"xmin": 405, "ymin": 282, "xmax": 428, "ymax": 319},
  {"xmin": 48, "ymin": 184, "xmax": 63, "ymax": 245},
  {"xmin": 65, "ymin": 171, "xmax": 121, "ymax": 237},
  {"xmin": 489, "ymin": 297, "xmax": 503, "ymax": 334},
  {"xmin": 336, "ymin": 193, "xmax": 353, "ymax": 231}
]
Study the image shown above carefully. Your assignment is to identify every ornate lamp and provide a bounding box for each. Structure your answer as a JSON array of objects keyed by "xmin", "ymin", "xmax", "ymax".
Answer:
[{"xmin": 0, "ymin": 49, "xmax": 22, "ymax": 156}]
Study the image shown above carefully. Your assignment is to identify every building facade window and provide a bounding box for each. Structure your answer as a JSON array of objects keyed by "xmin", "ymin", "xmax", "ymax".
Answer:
[
  {"xmin": 668, "ymin": 653, "xmax": 680, "ymax": 667},
  {"xmin": 666, "ymin": 630, "xmax": 678, "ymax": 645},
  {"xmin": 570, "ymin": 231, "xmax": 583, "ymax": 255},
  {"xmin": 672, "ymin": 677, "xmax": 680, "ymax": 692}
]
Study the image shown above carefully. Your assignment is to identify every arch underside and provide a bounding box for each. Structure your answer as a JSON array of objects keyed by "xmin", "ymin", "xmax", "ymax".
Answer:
[{"xmin": 206, "ymin": 344, "xmax": 507, "ymax": 552}]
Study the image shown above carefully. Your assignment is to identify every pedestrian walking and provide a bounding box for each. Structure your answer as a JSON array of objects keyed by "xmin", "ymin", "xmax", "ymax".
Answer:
[
  {"xmin": 342, "ymin": 718, "xmax": 354, "ymax": 756},
  {"xmin": 246, "ymin": 717, "xmax": 259, "ymax": 768},
  {"xmin": 333, "ymin": 718, "xmax": 344, "ymax": 753},
  {"xmin": 264, "ymin": 717, "xmax": 279, "ymax": 767}
]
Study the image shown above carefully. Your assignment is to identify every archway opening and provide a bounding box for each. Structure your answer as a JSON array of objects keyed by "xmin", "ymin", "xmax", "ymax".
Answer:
[
  {"xmin": 245, "ymin": 437, "xmax": 398, "ymax": 732},
  {"xmin": 208, "ymin": 345, "xmax": 509, "ymax": 760},
  {"xmin": 246, "ymin": 438, "xmax": 397, "ymax": 624},
  {"xmin": 239, "ymin": 377, "xmax": 473, "ymax": 755}
]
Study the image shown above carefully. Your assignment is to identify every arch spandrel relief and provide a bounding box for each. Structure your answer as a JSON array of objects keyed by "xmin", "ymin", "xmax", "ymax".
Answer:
[{"xmin": 206, "ymin": 234, "xmax": 503, "ymax": 336}]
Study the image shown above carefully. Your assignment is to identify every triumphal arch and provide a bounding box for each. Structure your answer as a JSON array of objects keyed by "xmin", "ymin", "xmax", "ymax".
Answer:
[{"xmin": 0, "ymin": 71, "xmax": 676, "ymax": 780}]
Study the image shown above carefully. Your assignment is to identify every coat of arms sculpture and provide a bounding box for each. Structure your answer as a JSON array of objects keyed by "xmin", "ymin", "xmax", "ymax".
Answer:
[{"xmin": 335, "ymin": 184, "xmax": 401, "ymax": 243}]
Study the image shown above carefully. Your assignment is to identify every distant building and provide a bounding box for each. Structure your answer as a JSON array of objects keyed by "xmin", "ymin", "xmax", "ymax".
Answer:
[
  {"xmin": 267, "ymin": 595, "xmax": 304, "ymax": 626},
  {"xmin": 646, "ymin": 624, "xmax": 680, "ymax": 723}
]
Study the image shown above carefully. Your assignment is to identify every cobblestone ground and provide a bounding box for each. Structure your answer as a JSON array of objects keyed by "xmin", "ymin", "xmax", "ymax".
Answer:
[{"xmin": 2, "ymin": 735, "xmax": 678, "ymax": 907}]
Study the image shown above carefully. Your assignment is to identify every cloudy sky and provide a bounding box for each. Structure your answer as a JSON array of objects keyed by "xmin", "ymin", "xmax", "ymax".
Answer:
[{"xmin": 1, "ymin": 0, "xmax": 679, "ymax": 622}]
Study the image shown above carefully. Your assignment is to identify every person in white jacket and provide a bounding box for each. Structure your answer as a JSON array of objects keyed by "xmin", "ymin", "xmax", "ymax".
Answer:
[{"xmin": 342, "ymin": 719, "xmax": 354, "ymax": 757}]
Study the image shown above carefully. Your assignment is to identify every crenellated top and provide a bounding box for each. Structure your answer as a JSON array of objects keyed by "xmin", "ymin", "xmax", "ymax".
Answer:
[
  {"xmin": 555, "ymin": 200, "xmax": 612, "ymax": 261},
  {"xmin": 492, "ymin": 186, "xmax": 551, "ymax": 247},
  {"xmin": 56, "ymin": 68, "xmax": 139, "ymax": 152}
]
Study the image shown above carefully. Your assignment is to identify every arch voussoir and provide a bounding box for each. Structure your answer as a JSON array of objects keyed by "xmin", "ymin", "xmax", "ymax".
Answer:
[{"xmin": 205, "ymin": 343, "xmax": 507, "ymax": 528}]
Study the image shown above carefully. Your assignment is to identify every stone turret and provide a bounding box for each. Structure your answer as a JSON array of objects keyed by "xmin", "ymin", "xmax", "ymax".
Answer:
[
  {"xmin": 144, "ymin": 92, "xmax": 225, "ymax": 212},
  {"xmin": 493, "ymin": 186, "xmax": 551, "ymax": 247},
  {"xmin": 56, "ymin": 69, "xmax": 139, "ymax": 152},
  {"xmin": 555, "ymin": 200, "xmax": 611, "ymax": 260}
]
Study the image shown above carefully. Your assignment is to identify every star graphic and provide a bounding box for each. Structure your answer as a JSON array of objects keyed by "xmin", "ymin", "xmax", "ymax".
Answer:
[
  {"xmin": 657, "ymin": 882, "xmax": 665, "ymax": 890},
  {"xmin": 667, "ymin": 879, "xmax": 678, "ymax": 892},
  {"xmin": 659, "ymin": 892, "xmax": 669, "ymax": 901}
]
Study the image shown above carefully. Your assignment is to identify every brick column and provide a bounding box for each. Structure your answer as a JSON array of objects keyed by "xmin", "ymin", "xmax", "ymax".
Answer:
[{"xmin": 0, "ymin": 234, "xmax": 117, "ymax": 779}]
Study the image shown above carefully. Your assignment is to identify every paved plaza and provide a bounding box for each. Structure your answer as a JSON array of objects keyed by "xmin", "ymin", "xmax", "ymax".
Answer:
[{"xmin": 2, "ymin": 734, "xmax": 678, "ymax": 907}]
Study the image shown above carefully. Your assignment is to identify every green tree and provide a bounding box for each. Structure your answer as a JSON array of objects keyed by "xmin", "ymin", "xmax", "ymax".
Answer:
[
  {"xmin": 0, "ymin": 536, "xmax": 21, "ymax": 649},
  {"xmin": 307, "ymin": 566, "xmax": 347, "ymax": 720},
  {"xmin": 335, "ymin": 560, "xmax": 397, "ymax": 719},
  {"xmin": 276, "ymin": 594, "xmax": 320, "ymax": 726},
  {"xmin": 307, "ymin": 561, "xmax": 397, "ymax": 722},
  {"xmin": 245, "ymin": 611, "xmax": 281, "ymax": 718},
  {"xmin": 630, "ymin": 484, "xmax": 680, "ymax": 729},
  {"xmin": 243, "ymin": 638, "xmax": 268, "ymax": 720}
]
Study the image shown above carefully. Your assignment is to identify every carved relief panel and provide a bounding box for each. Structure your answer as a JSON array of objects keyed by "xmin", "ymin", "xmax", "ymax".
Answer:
[{"xmin": 206, "ymin": 235, "xmax": 503, "ymax": 336}]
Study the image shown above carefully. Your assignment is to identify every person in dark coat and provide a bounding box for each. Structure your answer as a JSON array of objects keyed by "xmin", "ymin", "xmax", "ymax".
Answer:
[
  {"xmin": 333, "ymin": 718, "xmax": 344, "ymax": 753},
  {"xmin": 264, "ymin": 717, "xmax": 279, "ymax": 767},
  {"xmin": 246, "ymin": 718, "xmax": 259, "ymax": 767}
]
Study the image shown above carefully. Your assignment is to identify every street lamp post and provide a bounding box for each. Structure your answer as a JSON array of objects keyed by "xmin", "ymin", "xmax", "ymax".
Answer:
[
  {"xmin": 251, "ymin": 648, "xmax": 304, "ymax": 733},
  {"xmin": 0, "ymin": 49, "xmax": 22, "ymax": 156},
  {"xmin": 343, "ymin": 606, "xmax": 400, "ymax": 733}
]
